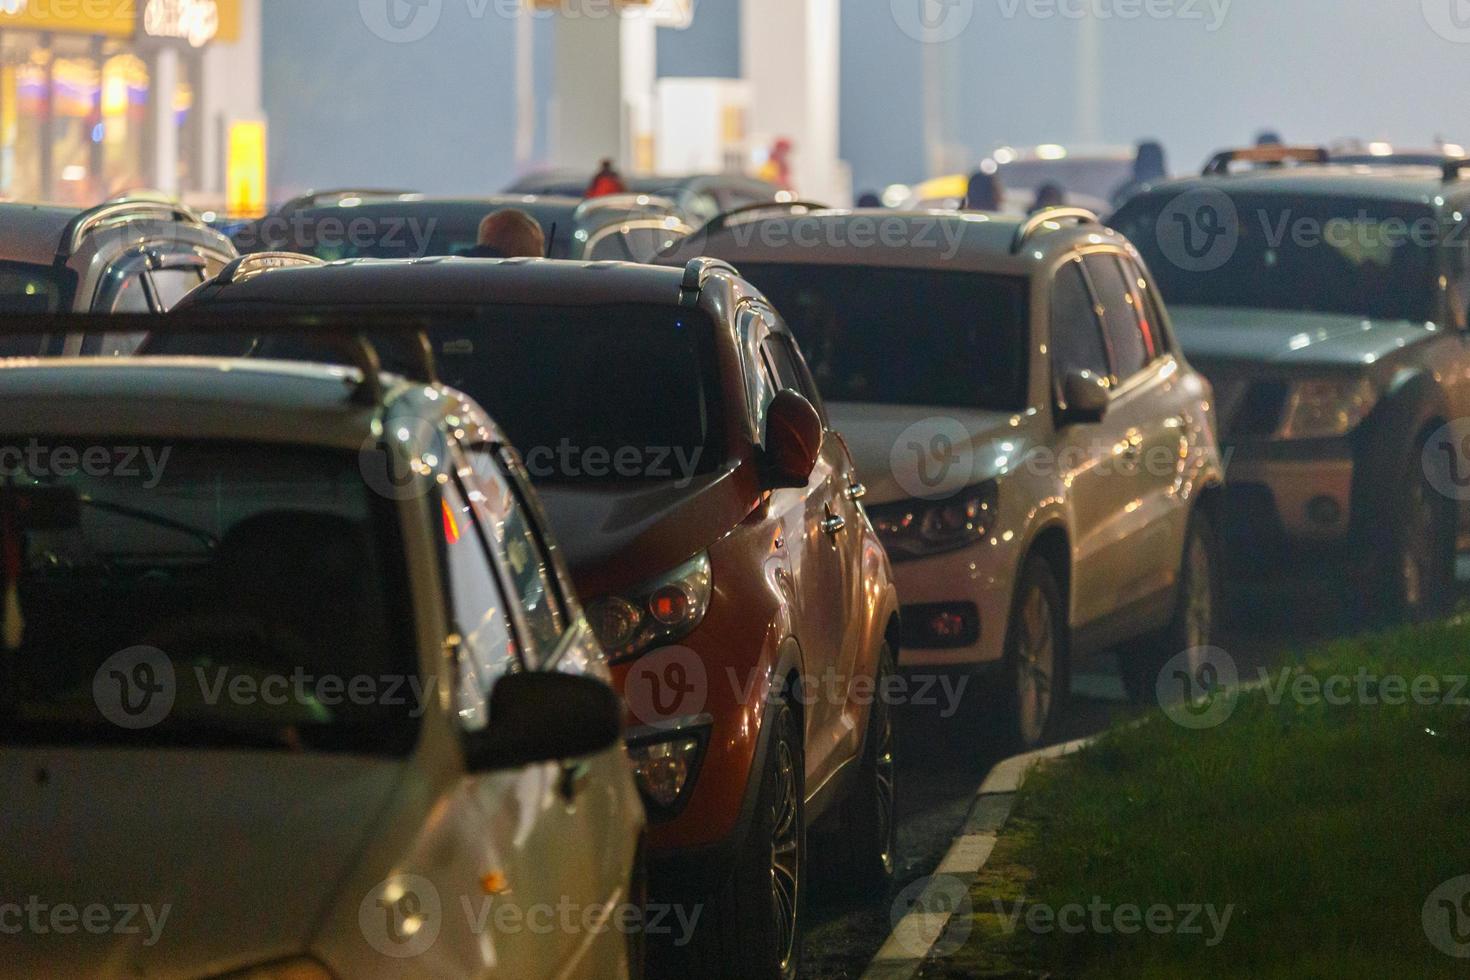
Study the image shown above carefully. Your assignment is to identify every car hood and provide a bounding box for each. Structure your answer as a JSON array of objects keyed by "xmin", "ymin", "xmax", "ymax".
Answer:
[
  {"xmin": 1169, "ymin": 305, "xmax": 1434, "ymax": 369},
  {"xmin": 0, "ymin": 748, "xmax": 404, "ymax": 978},
  {"xmin": 827, "ymin": 403, "xmax": 1022, "ymax": 506},
  {"xmin": 536, "ymin": 463, "xmax": 759, "ymax": 599}
]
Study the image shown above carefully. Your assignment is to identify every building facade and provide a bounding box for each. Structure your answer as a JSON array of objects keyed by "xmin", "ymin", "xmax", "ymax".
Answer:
[{"xmin": 0, "ymin": 0, "xmax": 262, "ymax": 212}]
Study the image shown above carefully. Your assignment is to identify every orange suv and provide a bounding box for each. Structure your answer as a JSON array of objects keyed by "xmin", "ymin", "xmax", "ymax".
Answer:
[{"xmin": 164, "ymin": 256, "xmax": 903, "ymax": 980}]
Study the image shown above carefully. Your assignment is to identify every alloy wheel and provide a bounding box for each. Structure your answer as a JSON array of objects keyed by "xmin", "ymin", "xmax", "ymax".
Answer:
[
  {"xmin": 873, "ymin": 697, "xmax": 896, "ymax": 878},
  {"xmin": 770, "ymin": 718, "xmax": 801, "ymax": 978},
  {"xmin": 1015, "ymin": 585, "xmax": 1056, "ymax": 747}
]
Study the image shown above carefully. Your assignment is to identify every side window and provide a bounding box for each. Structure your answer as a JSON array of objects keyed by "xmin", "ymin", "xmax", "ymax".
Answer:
[
  {"xmin": 1050, "ymin": 259, "xmax": 1111, "ymax": 391},
  {"xmin": 738, "ymin": 307, "xmax": 776, "ymax": 431},
  {"xmin": 1083, "ymin": 253, "xmax": 1150, "ymax": 380},
  {"xmin": 762, "ymin": 331, "xmax": 828, "ymax": 424},
  {"xmin": 109, "ymin": 272, "xmax": 150, "ymax": 313},
  {"xmin": 441, "ymin": 478, "xmax": 518, "ymax": 733},
  {"xmin": 150, "ymin": 267, "xmax": 207, "ymax": 310},
  {"xmin": 462, "ymin": 447, "xmax": 566, "ymax": 662},
  {"xmin": 1126, "ymin": 258, "xmax": 1168, "ymax": 358}
]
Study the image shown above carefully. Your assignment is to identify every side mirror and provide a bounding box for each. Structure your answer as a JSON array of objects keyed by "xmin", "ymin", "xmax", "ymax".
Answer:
[
  {"xmin": 763, "ymin": 389, "xmax": 824, "ymax": 489},
  {"xmin": 465, "ymin": 672, "xmax": 623, "ymax": 773},
  {"xmin": 1058, "ymin": 371, "xmax": 1110, "ymax": 426}
]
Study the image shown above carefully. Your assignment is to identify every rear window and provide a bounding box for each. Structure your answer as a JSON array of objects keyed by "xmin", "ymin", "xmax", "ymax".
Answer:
[
  {"xmin": 277, "ymin": 206, "xmax": 578, "ymax": 260},
  {"xmin": 733, "ymin": 264, "xmax": 1030, "ymax": 411}
]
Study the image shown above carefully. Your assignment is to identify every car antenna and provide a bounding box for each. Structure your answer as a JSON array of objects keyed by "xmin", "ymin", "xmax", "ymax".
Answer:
[{"xmin": 545, "ymin": 222, "xmax": 558, "ymax": 258}]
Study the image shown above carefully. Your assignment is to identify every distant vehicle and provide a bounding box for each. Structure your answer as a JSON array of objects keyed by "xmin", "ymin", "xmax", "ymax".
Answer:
[
  {"xmin": 237, "ymin": 192, "xmax": 692, "ymax": 263},
  {"xmin": 660, "ymin": 206, "xmax": 1226, "ymax": 725},
  {"xmin": 0, "ymin": 198, "xmax": 235, "ymax": 354},
  {"xmin": 1111, "ymin": 145, "xmax": 1470, "ymax": 621},
  {"xmin": 505, "ymin": 170, "xmax": 785, "ymax": 225},
  {"xmin": 0, "ymin": 321, "xmax": 644, "ymax": 979},
  {"xmin": 159, "ymin": 256, "xmax": 903, "ymax": 980},
  {"xmin": 1329, "ymin": 139, "xmax": 1467, "ymax": 168},
  {"xmin": 901, "ymin": 146, "xmax": 1134, "ymax": 214}
]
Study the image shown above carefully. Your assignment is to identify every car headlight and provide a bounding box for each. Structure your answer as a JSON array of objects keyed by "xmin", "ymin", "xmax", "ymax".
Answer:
[
  {"xmin": 1275, "ymin": 377, "xmax": 1378, "ymax": 439},
  {"xmin": 627, "ymin": 734, "xmax": 705, "ymax": 814},
  {"xmin": 866, "ymin": 482, "xmax": 999, "ymax": 561},
  {"xmin": 584, "ymin": 552, "xmax": 712, "ymax": 660},
  {"xmin": 215, "ymin": 958, "xmax": 335, "ymax": 980}
]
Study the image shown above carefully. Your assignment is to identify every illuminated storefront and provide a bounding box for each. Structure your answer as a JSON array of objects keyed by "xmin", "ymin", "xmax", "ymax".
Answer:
[{"xmin": 0, "ymin": 0, "xmax": 263, "ymax": 211}]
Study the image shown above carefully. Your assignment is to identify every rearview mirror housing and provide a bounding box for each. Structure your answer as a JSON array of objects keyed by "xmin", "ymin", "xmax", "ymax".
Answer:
[
  {"xmin": 465, "ymin": 672, "xmax": 623, "ymax": 773},
  {"xmin": 762, "ymin": 389, "xmax": 824, "ymax": 489},
  {"xmin": 1058, "ymin": 371, "xmax": 1110, "ymax": 426}
]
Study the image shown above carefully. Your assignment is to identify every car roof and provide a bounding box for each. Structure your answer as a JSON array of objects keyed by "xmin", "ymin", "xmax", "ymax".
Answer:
[
  {"xmin": 191, "ymin": 255, "xmax": 704, "ymax": 309},
  {"xmin": 663, "ymin": 208, "xmax": 1122, "ymax": 276},
  {"xmin": 0, "ymin": 204, "xmax": 79, "ymax": 266},
  {"xmin": 1136, "ymin": 164, "xmax": 1470, "ymax": 205}
]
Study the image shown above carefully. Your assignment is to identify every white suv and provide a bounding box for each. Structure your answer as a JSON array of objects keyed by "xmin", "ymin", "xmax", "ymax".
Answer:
[
  {"xmin": 0, "ymin": 323, "xmax": 645, "ymax": 979},
  {"xmin": 663, "ymin": 207, "xmax": 1225, "ymax": 746}
]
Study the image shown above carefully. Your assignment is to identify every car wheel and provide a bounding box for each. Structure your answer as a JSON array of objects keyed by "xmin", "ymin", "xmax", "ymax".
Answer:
[
  {"xmin": 626, "ymin": 838, "xmax": 649, "ymax": 980},
  {"xmin": 996, "ymin": 556, "xmax": 1069, "ymax": 751},
  {"xmin": 1375, "ymin": 446, "xmax": 1456, "ymax": 623},
  {"xmin": 821, "ymin": 644, "xmax": 898, "ymax": 889},
  {"xmin": 1121, "ymin": 511, "xmax": 1219, "ymax": 704},
  {"xmin": 697, "ymin": 697, "xmax": 805, "ymax": 980}
]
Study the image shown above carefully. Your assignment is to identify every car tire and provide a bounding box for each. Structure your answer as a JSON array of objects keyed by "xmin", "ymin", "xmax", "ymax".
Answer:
[
  {"xmin": 626, "ymin": 838, "xmax": 649, "ymax": 980},
  {"xmin": 1372, "ymin": 442, "xmax": 1456, "ymax": 624},
  {"xmin": 994, "ymin": 556, "xmax": 1069, "ymax": 751},
  {"xmin": 695, "ymin": 697, "xmax": 805, "ymax": 980},
  {"xmin": 820, "ymin": 644, "xmax": 898, "ymax": 890},
  {"xmin": 1120, "ymin": 511, "xmax": 1219, "ymax": 705}
]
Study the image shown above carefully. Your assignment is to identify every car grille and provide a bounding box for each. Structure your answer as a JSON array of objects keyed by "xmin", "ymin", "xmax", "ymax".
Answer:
[{"xmin": 1201, "ymin": 366, "xmax": 1288, "ymax": 440}]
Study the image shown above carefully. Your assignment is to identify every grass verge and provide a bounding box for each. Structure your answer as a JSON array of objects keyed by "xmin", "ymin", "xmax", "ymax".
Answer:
[{"xmin": 937, "ymin": 617, "xmax": 1470, "ymax": 979}]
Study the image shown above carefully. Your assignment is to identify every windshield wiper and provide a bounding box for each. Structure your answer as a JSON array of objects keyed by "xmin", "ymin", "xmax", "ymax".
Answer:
[{"xmin": 76, "ymin": 496, "xmax": 219, "ymax": 551}]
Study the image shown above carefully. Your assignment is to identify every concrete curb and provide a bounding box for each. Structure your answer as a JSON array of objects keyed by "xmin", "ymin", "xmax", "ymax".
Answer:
[{"xmin": 861, "ymin": 735, "xmax": 1098, "ymax": 980}]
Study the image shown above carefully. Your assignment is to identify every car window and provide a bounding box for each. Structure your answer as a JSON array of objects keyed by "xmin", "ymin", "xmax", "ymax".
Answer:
[
  {"xmin": 1084, "ymin": 253, "xmax": 1151, "ymax": 380},
  {"xmin": 109, "ymin": 272, "xmax": 151, "ymax": 314},
  {"xmin": 1050, "ymin": 258, "xmax": 1111, "ymax": 387},
  {"xmin": 586, "ymin": 224, "xmax": 688, "ymax": 262},
  {"xmin": 441, "ymin": 477, "xmax": 519, "ymax": 733},
  {"xmin": 1125, "ymin": 257, "xmax": 1168, "ymax": 357},
  {"xmin": 738, "ymin": 307, "xmax": 776, "ymax": 431},
  {"xmin": 150, "ymin": 267, "xmax": 207, "ymax": 309},
  {"xmin": 461, "ymin": 446, "xmax": 566, "ymax": 662},
  {"xmin": 762, "ymin": 330, "xmax": 829, "ymax": 424}
]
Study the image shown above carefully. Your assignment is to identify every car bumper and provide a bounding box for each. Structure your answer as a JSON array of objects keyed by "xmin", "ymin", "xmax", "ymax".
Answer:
[
  {"xmin": 887, "ymin": 542, "xmax": 1011, "ymax": 668},
  {"xmin": 1221, "ymin": 438, "xmax": 1357, "ymax": 570}
]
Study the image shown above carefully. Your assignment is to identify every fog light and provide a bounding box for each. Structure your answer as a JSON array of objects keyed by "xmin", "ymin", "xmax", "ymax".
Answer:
[
  {"xmin": 628, "ymin": 737, "xmax": 701, "ymax": 810},
  {"xmin": 1306, "ymin": 495, "xmax": 1343, "ymax": 527}
]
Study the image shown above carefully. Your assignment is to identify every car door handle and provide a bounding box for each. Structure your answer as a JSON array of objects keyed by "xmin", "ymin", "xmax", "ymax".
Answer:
[
  {"xmin": 844, "ymin": 482, "xmax": 868, "ymax": 501},
  {"xmin": 821, "ymin": 514, "xmax": 847, "ymax": 535},
  {"xmin": 558, "ymin": 760, "xmax": 591, "ymax": 802}
]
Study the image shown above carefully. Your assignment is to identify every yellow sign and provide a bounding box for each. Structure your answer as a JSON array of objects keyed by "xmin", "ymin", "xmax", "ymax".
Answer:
[
  {"xmin": 226, "ymin": 119, "xmax": 267, "ymax": 220},
  {"xmin": 0, "ymin": 0, "xmax": 238, "ymax": 41}
]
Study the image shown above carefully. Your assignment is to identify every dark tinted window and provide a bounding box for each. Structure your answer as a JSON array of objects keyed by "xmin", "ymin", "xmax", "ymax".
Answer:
[
  {"xmin": 1084, "ymin": 254, "xmax": 1150, "ymax": 379},
  {"xmin": 279, "ymin": 205, "xmax": 575, "ymax": 260},
  {"xmin": 0, "ymin": 262, "xmax": 73, "ymax": 319},
  {"xmin": 1050, "ymin": 259, "xmax": 1111, "ymax": 383},
  {"xmin": 1112, "ymin": 192, "xmax": 1441, "ymax": 322},
  {"xmin": 736, "ymin": 264, "xmax": 1030, "ymax": 411}
]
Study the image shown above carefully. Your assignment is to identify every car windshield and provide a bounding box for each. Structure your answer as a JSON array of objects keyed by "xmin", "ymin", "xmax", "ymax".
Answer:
[
  {"xmin": 282, "ymin": 204, "xmax": 580, "ymax": 259},
  {"xmin": 430, "ymin": 305, "xmax": 725, "ymax": 483},
  {"xmin": 0, "ymin": 441, "xmax": 418, "ymax": 756},
  {"xmin": 1113, "ymin": 192, "xmax": 1442, "ymax": 322},
  {"xmin": 999, "ymin": 158, "xmax": 1133, "ymax": 201},
  {"xmin": 733, "ymin": 264, "xmax": 1030, "ymax": 411}
]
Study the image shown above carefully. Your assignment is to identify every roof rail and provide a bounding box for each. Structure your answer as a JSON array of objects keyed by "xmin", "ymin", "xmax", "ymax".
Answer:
[
  {"xmin": 1202, "ymin": 145, "xmax": 1329, "ymax": 177},
  {"xmin": 679, "ymin": 257, "xmax": 741, "ymax": 307},
  {"xmin": 573, "ymin": 192, "xmax": 679, "ymax": 217},
  {"xmin": 277, "ymin": 188, "xmax": 421, "ymax": 214},
  {"xmin": 217, "ymin": 251, "xmax": 327, "ymax": 285},
  {"xmin": 699, "ymin": 200, "xmax": 831, "ymax": 236},
  {"xmin": 1010, "ymin": 207, "xmax": 1100, "ymax": 254},
  {"xmin": 64, "ymin": 199, "xmax": 205, "ymax": 253},
  {"xmin": 1443, "ymin": 159, "xmax": 1470, "ymax": 184}
]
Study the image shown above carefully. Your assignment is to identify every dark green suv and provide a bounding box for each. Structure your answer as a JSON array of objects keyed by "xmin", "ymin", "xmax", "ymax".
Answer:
[{"xmin": 1111, "ymin": 145, "xmax": 1470, "ymax": 620}]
